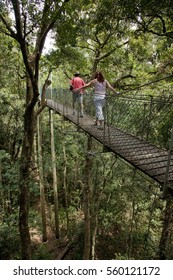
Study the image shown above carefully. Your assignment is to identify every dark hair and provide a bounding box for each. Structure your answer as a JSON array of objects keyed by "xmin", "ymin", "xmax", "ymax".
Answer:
[
  {"xmin": 74, "ymin": 72, "xmax": 80, "ymax": 77},
  {"xmin": 94, "ymin": 71, "xmax": 105, "ymax": 83}
]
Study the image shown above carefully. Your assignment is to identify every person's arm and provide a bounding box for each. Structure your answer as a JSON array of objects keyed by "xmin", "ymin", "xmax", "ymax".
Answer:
[
  {"xmin": 106, "ymin": 80, "xmax": 119, "ymax": 94},
  {"xmin": 74, "ymin": 79, "xmax": 96, "ymax": 92}
]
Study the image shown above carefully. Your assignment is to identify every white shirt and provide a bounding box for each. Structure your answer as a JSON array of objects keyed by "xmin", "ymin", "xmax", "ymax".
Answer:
[{"xmin": 94, "ymin": 80, "xmax": 106, "ymax": 100}]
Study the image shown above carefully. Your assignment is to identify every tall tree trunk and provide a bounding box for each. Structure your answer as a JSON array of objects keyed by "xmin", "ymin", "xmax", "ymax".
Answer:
[
  {"xmin": 63, "ymin": 145, "xmax": 69, "ymax": 238},
  {"xmin": 91, "ymin": 214, "xmax": 98, "ymax": 260},
  {"xmin": 19, "ymin": 112, "xmax": 35, "ymax": 259},
  {"xmin": 18, "ymin": 73, "xmax": 51, "ymax": 259},
  {"xmin": 127, "ymin": 199, "xmax": 135, "ymax": 258},
  {"xmin": 19, "ymin": 73, "xmax": 37, "ymax": 258},
  {"xmin": 49, "ymin": 109, "xmax": 59, "ymax": 239},
  {"xmin": 33, "ymin": 134, "xmax": 38, "ymax": 169},
  {"xmin": 37, "ymin": 113, "xmax": 47, "ymax": 242},
  {"xmin": 0, "ymin": 0, "xmax": 62, "ymax": 260},
  {"xmin": 158, "ymin": 199, "xmax": 173, "ymax": 259},
  {"xmin": 83, "ymin": 135, "xmax": 93, "ymax": 260},
  {"xmin": 0, "ymin": 158, "xmax": 4, "ymax": 221},
  {"xmin": 144, "ymin": 191, "xmax": 159, "ymax": 254}
]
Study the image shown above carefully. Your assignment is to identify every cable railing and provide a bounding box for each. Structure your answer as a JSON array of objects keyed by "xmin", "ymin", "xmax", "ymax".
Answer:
[
  {"xmin": 46, "ymin": 88, "xmax": 173, "ymax": 150},
  {"xmin": 45, "ymin": 88, "xmax": 173, "ymax": 196},
  {"xmin": 107, "ymin": 94, "xmax": 173, "ymax": 148}
]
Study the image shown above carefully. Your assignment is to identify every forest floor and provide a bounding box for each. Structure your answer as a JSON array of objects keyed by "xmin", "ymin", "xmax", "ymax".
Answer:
[
  {"xmin": 30, "ymin": 206, "xmax": 84, "ymax": 260},
  {"xmin": 30, "ymin": 226, "xmax": 61, "ymax": 259},
  {"xmin": 29, "ymin": 205, "xmax": 118, "ymax": 260}
]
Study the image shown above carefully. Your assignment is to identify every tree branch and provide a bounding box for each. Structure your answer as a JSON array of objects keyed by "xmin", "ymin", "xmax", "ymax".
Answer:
[
  {"xmin": 97, "ymin": 40, "xmax": 129, "ymax": 61},
  {"xmin": 11, "ymin": 0, "xmax": 23, "ymax": 40},
  {"xmin": 0, "ymin": 14, "xmax": 18, "ymax": 39},
  {"xmin": 114, "ymin": 74, "xmax": 136, "ymax": 87}
]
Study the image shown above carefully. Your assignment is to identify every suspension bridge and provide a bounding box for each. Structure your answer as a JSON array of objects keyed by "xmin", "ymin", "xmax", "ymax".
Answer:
[{"xmin": 46, "ymin": 89, "xmax": 173, "ymax": 198}]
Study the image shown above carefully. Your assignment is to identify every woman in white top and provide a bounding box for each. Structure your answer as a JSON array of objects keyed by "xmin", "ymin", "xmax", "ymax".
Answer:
[{"xmin": 75, "ymin": 71, "xmax": 118, "ymax": 129}]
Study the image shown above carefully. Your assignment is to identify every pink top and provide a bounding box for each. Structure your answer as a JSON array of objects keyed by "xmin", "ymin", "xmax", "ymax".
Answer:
[{"xmin": 71, "ymin": 77, "xmax": 85, "ymax": 94}]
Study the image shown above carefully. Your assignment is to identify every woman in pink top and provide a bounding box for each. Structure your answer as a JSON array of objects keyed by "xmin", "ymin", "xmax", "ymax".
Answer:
[
  {"xmin": 75, "ymin": 71, "xmax": 118, "ymax": 129},
  {"xmin": 70, "ymin": 72, "xmax": 85, "ymax": 117}
]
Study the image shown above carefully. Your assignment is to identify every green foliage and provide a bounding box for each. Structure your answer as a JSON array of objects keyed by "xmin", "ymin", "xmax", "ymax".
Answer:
[
  {"xmin": 69, "ymin": 221, "xmax": 85, "ymax": 260},
  {"xmin": 0, "ymin": 151, "xmax": 20, "ymax": 222},
  {"xmin": 32, "ymin": 243, "xmax": 54, "ymax": 260},
  {"xmin": 114, "ymin": 253, "xmax": 135, "ymax": 260},
  {"xmin": 1, "ymin": 0, "xmax": 173, "ymax": 261},
  {"xmin": 0, "ymin": 88, "xmax": 24, "ymax": 156},
  {"xmin": 0, "ymin": 223, "xmax": 20, "ymax": 259}
]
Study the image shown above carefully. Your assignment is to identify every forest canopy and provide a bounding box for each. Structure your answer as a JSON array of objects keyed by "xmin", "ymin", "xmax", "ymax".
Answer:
[{"xmin": 0, "ymin": 0, "xmax": 173, "ymax": 261}]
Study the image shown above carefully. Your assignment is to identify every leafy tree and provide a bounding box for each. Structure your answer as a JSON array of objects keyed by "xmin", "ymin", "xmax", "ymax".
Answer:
[
  {"xmin": 0, "ymin": 0, "xmax": 71, "ymax": 259},
  {"xmin": 1, "ymin": 0, "xmax": 173, "ymax": 261}
]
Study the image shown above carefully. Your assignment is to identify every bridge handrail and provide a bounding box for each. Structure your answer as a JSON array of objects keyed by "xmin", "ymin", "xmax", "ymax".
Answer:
[{"xmin": 46, "ymin": 88, "xmax": 173, "ymax": 150}]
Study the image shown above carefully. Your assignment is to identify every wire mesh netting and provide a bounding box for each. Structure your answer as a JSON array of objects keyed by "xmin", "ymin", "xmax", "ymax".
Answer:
[{"xmin": 46, "ymin": 88, "xmax": 173, "ymax": 195}]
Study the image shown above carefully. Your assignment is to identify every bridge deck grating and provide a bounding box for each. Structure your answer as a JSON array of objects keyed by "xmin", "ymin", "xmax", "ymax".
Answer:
[{"xmin": 47, "ymin": 100, "xmax": 173, "ymax": 189}]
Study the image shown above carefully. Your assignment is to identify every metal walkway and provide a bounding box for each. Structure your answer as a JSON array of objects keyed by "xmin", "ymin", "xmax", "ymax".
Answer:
[{"xmin": 46, "ymin": 96, "xmax": 173, "ymax": 197}]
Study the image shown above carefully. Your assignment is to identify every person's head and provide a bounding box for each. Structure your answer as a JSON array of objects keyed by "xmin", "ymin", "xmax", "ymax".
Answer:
[
  {"xmin": 94, "ymin": 71, "xmax": 105, "ymax": 83},
  {"xmin": 74, "ymin": 72, "xmax": 80, "ymax": 77}
]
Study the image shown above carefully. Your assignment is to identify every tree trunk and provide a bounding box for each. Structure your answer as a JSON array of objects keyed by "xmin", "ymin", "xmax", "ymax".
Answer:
[
  {"xmin": 144, "ymin": 191, "xmax": 159, "ymax": 254},
  {"xmin": 37, "ymin": 113, "xmax": 47, "ymax": 242},
  {"xmin": 19, "ymin": 132, "xmax": 33, "ymax": 258},
  {"xmin": 0, "ymin": 158, "xmax": 4, "ymax": 221},
  {"xmin": 91, "ymin": 214, "xmax": 98, "ymax": 260},
  {"xmin": 49, "ymin": 109, "xmax": 59, "ymax": 239},
  {"xmin": 158, "ymin": 199, "xmax": 173, "ymax": 259},
  {"xmin": 19, "ymin": 73, "xmax": 38, "ymax": 258},
  {"xmin": 0, "ymin": 0, "xmax": 60, "ymax": 260},
  {"xmin": 83, "ymin": 135, "xmax": 93, "ymax": 260},
  {"xmin": 63, "ymin": 144, "xmax": 69, "ymax": 238},
  {"xmin": 127, "ymin": 199, "xmax": 135, "ymax": 258},
  {"xmin": 18, "ymin": 72, "xmax": 51, "ymax": 258}
]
